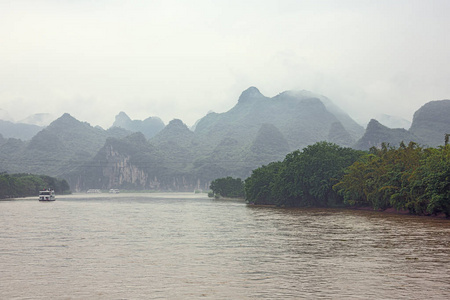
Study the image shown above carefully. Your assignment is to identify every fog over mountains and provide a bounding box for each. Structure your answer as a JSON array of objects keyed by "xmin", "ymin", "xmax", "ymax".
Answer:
[
  {"xmin": 1, "ymin": 87, "xmax": 449, "ymax": 192},
  {"xmin": 112, "ymin": 112, "xmax": 165, "ymax": 139}
]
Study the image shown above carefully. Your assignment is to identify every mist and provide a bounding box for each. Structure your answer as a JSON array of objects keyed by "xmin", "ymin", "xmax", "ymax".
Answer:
[{"xmin": 1, "ymin": 0, "xmax": 449, "ymax": 128}]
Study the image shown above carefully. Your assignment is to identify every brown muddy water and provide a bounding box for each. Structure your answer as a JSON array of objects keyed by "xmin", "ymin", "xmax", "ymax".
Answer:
[{"xmin": 1, "ymin": 193, "xmax": 449, "ymax": 299}]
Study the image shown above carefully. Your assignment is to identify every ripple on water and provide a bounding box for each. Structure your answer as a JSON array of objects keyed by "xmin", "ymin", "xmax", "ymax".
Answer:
[{"xmin": 0, "ymin": 195, "xmax": 449, "ymax": 299}]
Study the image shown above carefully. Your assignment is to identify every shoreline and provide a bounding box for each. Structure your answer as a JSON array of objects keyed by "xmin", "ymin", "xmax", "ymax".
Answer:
[
  {"xmin": 3, "ymin": 194, "xmax": 448, "ymax": 219},
  {"xmin": 211, "ymin": 196, "xmax": 246, "ymax": 202},
  {"xmin": 349, "ymin": 206, "xmax": 448, "ymax": 219},
  {"xmin": 247, "ymin": 203, "xmax": 449, "ymax": 219}
]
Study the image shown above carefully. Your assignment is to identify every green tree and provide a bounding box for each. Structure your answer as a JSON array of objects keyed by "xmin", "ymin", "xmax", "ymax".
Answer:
[
  {"xmin": 334, "ymin": 141, "xmax": 450, "ymax": 216},
  {"xmin": 245, "ymin": 142, "xmax": 363, "ymax": 207},
  {"xmin": 412, "ymin": 145, "xmax": 450, "ymax": 216},
  {"xmin": 245, "ymin": 161, "xmax": 283, "ymax": 205},
  {"xmin": 0, "ymin": 173, "xmax": 71, "ymax": 199},
  {"xmin": 334, "ymin": 157, "xmax": 372, "ymax": 206},
  {"xmin": 273, "ymin": 142, "xmax": 363, "ymax": 207},
  {"xmin": 210, "ymin": 176, "xmax": 245, "ymax": 198}
]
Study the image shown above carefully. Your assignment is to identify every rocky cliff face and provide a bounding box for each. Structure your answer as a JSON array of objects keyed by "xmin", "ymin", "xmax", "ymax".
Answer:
[
  {"xmin": 102, "ymin": 146, "xmax": 156, "ymax": 190},
  {"xmin": 67, "ymin": 130, "xmax": 208, "ymax": 192}
]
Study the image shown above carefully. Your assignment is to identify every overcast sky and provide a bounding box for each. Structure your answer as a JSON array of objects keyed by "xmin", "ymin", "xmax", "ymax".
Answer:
[{"xmin": 1, "ymin": 0, "xmax": 449, "ymax": 128}]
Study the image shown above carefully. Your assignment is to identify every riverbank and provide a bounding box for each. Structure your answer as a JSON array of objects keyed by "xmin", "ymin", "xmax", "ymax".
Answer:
[
  {"xmin": 350, "ymin": 206, "xmax": 448, "ymax": 219},
  {"xmin": 247, "ymin": 202, "xmax": 449, "ymax": 219},
  {"xmin": 211, "ymin": 196, "xmax": 246, "ymax": 202}
]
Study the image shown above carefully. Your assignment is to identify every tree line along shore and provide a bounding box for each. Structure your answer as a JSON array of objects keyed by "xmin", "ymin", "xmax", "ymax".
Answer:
[
  {"xmin": 210, "ymin": 141, "xmax": 450, "ymax": 218},
  {"xmin": 0, "ymin": 173, "xmax": 70, "ymax": 199}
]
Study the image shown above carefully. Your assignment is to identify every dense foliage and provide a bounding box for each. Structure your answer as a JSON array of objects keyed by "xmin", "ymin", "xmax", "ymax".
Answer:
[
  {"xmin": 245, "ymin": 142, "xmax": 364, "ymax": 207},
  {"xmin": 244, "ymin": 141, "xmax": 450, "ymax": 217},
  {"xmin": 209, "ymin": 176, "xmax": 245, "ymax": 198},
  {"xmin": 0, "ymin": 173, "xmax": 70, "ymax": 199},
  {"xmin": 334, "ymin": 142, "xmax": 450, "ymax": 217}
]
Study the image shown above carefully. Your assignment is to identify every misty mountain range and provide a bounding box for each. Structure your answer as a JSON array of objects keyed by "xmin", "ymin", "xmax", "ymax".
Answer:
[{"xmin": 1, "ymin": 87, "xmax": 449, "ymax": 192}]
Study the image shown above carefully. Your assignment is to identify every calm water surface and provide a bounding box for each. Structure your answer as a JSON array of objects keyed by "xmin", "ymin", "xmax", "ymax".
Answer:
[{"xmin": 1, "ymin": 193, "xmax": 449, "ymax": 299}]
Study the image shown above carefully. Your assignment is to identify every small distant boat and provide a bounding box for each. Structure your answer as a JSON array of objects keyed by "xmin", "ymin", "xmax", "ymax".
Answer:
[
  {"xmin": 39, "ymin": 189, "xmax": 56, "ymax": 201},
  {"xmin": 109, "ymin": 189, "xmax": 120, "ymax": 194}
]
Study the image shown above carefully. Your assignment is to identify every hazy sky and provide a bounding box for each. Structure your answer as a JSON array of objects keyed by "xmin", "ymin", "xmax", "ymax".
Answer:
[{"xmin": 1, "ymin": 0, "xmax": 450, "ymax": 128}]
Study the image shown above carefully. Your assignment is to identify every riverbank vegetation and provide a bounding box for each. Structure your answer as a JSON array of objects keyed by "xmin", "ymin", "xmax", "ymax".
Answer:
[
  {"xmin": 0, "ymin": 173, "xmax": 70, "ymax": 199},
  {"xmin": 245, "ymin": 142, "xmax": 364, "ymax": 207},
  {"xmin": 209, "ymin": 176, "xmax": 245, "ymax": 198},
  {"xmin": 213, "ymin": 141, "xmax": 449, "ymax": 217},
  {"xmin": 334, "ymin": 141, "xmax": 450, "ymax": 217}
]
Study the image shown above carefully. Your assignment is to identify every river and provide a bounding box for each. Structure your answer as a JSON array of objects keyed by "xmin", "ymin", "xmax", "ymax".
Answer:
[{"xmin": 1, "ymin": 193, "xmax": 449, "ymax": 299}]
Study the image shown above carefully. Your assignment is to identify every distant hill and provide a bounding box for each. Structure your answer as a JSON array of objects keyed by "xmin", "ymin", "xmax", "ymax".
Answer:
[
  {"xmin": 409, "ymin": 100, "xmax": 450, "ymax": 146},
  {"xmin": 67, "ymin": 87, "xmax": 365, "ymax": 191},
  {"xmin": 0, "ymin": 137, "xmax": 26, "ymax": 173},
  {"xmin": 151, "ymin": 119, "xmax": 194, "ymax": 147},
  {"xmin": 250, "ymin": 123, "xmax": 290, "ymax": 158},
  {"xmin": 354, "ymin": 119, "xmax": 421, "ymax": 150},
  {"xmin": 66, "ymin": 132, "xmax": 166, "ymax": 191},
  {"xmin": 149, "ymin": 119, "xmax": 197, "ymax": 175},
  {"xmin": 66, "ymin": 121, "xmax": 200, "ymax": 192},
  {"xmin": 3, "ymin": 87, "xmax": 447, "ymax": 192},
  {"xmin": 194, "ymin": 87, "xmax": 363, "ymax": 152},
  {"xmin": 245, "ymin": 123, "xmax": 290, "ymax": 173},
  {"xmin": 0, "ymin": 119, "xmax": 42, "ymax": 140},
  {"xmin": 282, "ymin": 90, "xmax": 365, "ymax": 141},
  {"xmin": 112, "ymin": 111, "xmax": 165, "ymax": 139},
  {"xmin": 68, "ymin": 119, "xmax": 290, "ymax": 191},
  {"xmin": 354, "ymin": 100, "xmax": 450, "ymax": 150},
  {"xmin": 0, "ymin": 113, "xmax": 132, "ymax": 176}
]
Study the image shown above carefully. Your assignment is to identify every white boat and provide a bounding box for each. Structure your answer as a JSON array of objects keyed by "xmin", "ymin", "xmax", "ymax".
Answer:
[
  {"xmin": 39, "ymin": 189, "xmax": 56, "ymax": 201},
  {"xmin": 109, "ymin": 189, "xmax": 120, "ymax": 194}
]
